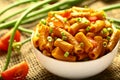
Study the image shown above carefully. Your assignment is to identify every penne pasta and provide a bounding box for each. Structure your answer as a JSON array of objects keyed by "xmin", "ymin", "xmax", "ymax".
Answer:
[
  {"xmin": 52, "ymin": 47, "xmax": 76, "ymax": 62},
  {"xmin": 90, "ymin": 20, "xmax": 105, "ymax": 33},
  {"xmin": 75, "ymin": 32, "xmax": 93, "ymax": 53},
  {"xmin": 89, "ymin": 36, "xmax": 103, "ymax": 60},
  {"xmin": 77, "ymin": 53, "xmax": 88, "ymax": 61},
  {"xmin": 54, "ymin": 38, "xmax": 74, "ymax": 53},
  {"xmin": 107, "ymin": 29, "xmax": 120, "ymax": 51}
]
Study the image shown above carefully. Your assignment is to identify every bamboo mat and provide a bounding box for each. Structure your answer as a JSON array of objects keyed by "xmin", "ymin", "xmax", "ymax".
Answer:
[{"xmin": 0, "ymin": 0, "xmax": 120, "ymax": 80}]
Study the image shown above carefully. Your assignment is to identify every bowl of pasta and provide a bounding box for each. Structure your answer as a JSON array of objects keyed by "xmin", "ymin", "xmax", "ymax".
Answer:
[{"xmin": 31, "ymin": 7, "xmax": 120, "ymax": 79}]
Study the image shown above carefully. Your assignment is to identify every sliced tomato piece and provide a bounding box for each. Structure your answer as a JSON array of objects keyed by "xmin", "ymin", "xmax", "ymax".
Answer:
[
  {"xmin": 53, "ymin": 21, "xmax": 64, "ymax": 28},
  {"xmin": 14, "ymin": 30, "xmax": 21, "ymax": 42},
  {"xmin": 61, "ymin": 11, "xmax": 71, "ymax": 18},
  {"xmin": 88, "ymin": 16, "xmax": 98, "ymax": 22},
  {"xmin": 0, "ymin": 40, "xmax": 8, "ymax": 51},
  {"xmin": 0, "ymin": 29, "xmax": 21, "ymax": 51},
  {"xmin": 1, "ymin": 61, "xmax": 29, "ymax": 80}
]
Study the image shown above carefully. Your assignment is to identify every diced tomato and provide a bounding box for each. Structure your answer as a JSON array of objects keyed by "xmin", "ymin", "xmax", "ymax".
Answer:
[
  {"xmin": 62, "ymin": 11, "xmax": 71, "ymax": 18},
  {"xmin": 0, "ymin": 29, "xmax": 21, "ymax": 51},
  {"xmin": 14, "ymin": 30, "xmax": 21, "ymax": 42},
  {"xmin": 1, "ymin": 61, "xmax": 29, "ymax": 80},
  {"xmin": 88, "ymin": 16, "xmax": 98, "ymax": 22},
  {"xmin": 53, "ymin": 21, "xmax": 64, "ymax": 28}
]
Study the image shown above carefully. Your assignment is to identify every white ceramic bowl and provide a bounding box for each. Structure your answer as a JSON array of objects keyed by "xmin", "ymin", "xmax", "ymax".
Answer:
[{"xmin": 31, "ymin": 35, "xmax": 119, "ymax": 79}]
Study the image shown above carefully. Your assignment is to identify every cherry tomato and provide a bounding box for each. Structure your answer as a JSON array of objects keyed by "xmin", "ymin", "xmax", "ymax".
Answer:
[
  {"xmin": 0, "ymin": 29, "xmax": 21, "ymax": 51},
  {"xmin": 1, "ymin": 61, "xmax": 29, "ymax": 80},
  {"xmin": 88, "ymin": 16, "xmax": 98, "ymax": 22},
  {"xmin": 0, "ymin": 40, "xmax": 8, "ymax": 51}
]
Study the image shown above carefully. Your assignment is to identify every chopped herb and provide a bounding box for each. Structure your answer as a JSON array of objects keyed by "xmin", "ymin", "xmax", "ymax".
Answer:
[
  {"xmin": 62, "ymin": 36, "xmax": 67, "ymax": 41},
  {"xmin": 107, "ymin": 28, "xmax": 113, "ymax": 34},
  {"xmin": 103, "ymin": 42, "xmax": 107, "ymax": 47},
  {"xmin": 101, "ymin": 28, "xmax": 108, "ymax": 34},
  {"xmin": 35, "ymin": 32, "xmax": 40, "ymax": 37},
  {"xmin": 63, "ymin": 18, "xmax": 67, "ymax": 23},
  {"xmin": 106, "ymin": 36, "xmax": 111, "ymax": 41},
  {"xmin": 81, "ymin": 18, "xmax": 89, "ymax": 24},
  {"xmin": 64, "ymin": 51, "xmax": 69, "ymax": 57},
  {"xmin": 103, "ymin": 13, "xmax": 106, "ymax": 18},
  {"xmin": 40, "ymin": 19, "xmax": 46, "ymax": 25},
  {"xmin": 47, "ymin": 36, "xmax": 53, "ymax": 42},
  {"xmin": 80, "ymin": 42, "xmax": 84, "ymax": 48},
  {"xmin": 84, "ymin": 5, "xmax": 88, "ymax": 8},
  {"xmin": 86, "ymin": 26, "xmax": 90, "ymax": 32},
  {"xmin": 49, "ymin": 27, "xmax": 53, "ymax": 34},
  {"xmin": 52, "ymin": 13, "xmax": 55, "ymax": 16},
  {"xmin": 61, "ymin": 32, "xmax": 67, "ymax": 41},
  {"xmin": 61, "ymin": 32, "xmax": 65, "ymax": 36},
  {"xmin": 77, "ymin": 18, "xmax": 82, "ymax": 22}
]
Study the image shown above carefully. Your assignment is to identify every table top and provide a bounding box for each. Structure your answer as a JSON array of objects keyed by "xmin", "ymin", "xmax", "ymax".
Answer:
[{"xmin": 0, "ymin": 0, "xmax": 120, "ymax": 80}]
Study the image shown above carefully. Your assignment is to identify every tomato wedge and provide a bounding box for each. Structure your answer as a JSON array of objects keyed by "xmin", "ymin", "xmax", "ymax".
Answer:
[
  {"xmin": 1, "ymin": 61, "xmax": 29, "ymax": 80},
  {"xmin": 61, "ymin": 11, "xmax": 71, "ymax": 18},
  {"xmin": 0, "ymin": 29, "xmax": 21, "ymax": 51},
  {"xmin": 88, "ymin": 16, "xmax": 98, "ymax": 22}
]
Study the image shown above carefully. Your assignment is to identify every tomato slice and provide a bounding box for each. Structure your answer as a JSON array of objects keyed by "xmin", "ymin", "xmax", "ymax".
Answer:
[
  {"xmin": 0, "ymin": 29, "xmax": 21, "ymax": 51},
  {"xmin": 88, "ymin": 16, "xmax": 98, "ymax": 22},
  {"xmin": 0, "ymin": 40, "xmax": 8, "ymax": 51},
  {"xmin": 14, "ymin": 30, "xmax": 21, "ymax": 42},
  {"xmin": 1, "ymin": 61, "xmax": 29, "ymax": 80},
  {"xmin": 61, "ymin": 11, "xmax": 71, "ymax": 18}
]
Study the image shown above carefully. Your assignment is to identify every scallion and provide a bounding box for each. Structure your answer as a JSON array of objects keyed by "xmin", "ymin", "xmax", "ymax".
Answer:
[
  {"xmin": 64, "ymin": 51, "xmax": 69, "ymax": 57},
  {"xmin": 47, "ymin": 36, "xmax": 53, "ymax": 42}
]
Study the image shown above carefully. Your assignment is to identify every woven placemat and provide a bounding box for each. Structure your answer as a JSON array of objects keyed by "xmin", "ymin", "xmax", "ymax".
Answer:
[{"xmin": 0, "ymin": 0, "xmax": 120, "ymax": 80}]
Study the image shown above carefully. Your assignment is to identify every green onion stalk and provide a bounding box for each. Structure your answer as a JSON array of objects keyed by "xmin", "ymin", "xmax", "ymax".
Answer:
[
  {"xmin": 99, "ymin": 3, "xmax": 120, "ymax": 11},
  {"xmin": 0, "ymin": 8, "xmax": 27, "ymax": 23},
  {"xmin": 0, "ymin": 0, "xmax": 36, "ymax": 15},
  {"xmin": 12, "ymin": 37, "xmax": 31, "ymax": 53}
]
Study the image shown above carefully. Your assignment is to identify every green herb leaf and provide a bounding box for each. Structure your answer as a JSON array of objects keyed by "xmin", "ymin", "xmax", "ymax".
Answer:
[
  {"xmin": 64, "ymin": 51, "xmax": 69, "ymax": 57},
  {"xmin": 40, "ymin": 19, "xmax": 46, "ymax": 25},
  {"xmin": 106, "ymin": 36, "xmax": 111, "ymax": 41},
  {"xmin": 61, "ymin": 32, "xmax": 67, "ymax": 40},
  {"xmin": 47, "ymin": 36, "xmax": 53, "ymax": 42},
  {"xmin": 101, "ymin": 28, "xmax": 108, "ymax": 34},
  {"xmin": 107, "ymin": 28, "xmax": 113, "ymax": 34},
  {"xmin": 103, "ymin": 41, "xmax": 107, "ymax": 47},
  {"xmin": 62, "ymin": 36, "xmax": 67, "ymax": 41},
  {"xmin": 77, "ymin": 18, "xmax": 82, "ymax": 22},
  {"xmin": 80, "ymin": 42, "xmax": 84, "ymax": 48},
  {"xmin": 61, "ymin": 32, "xmax": 65, "ymax": 36},
  {"xmin": 86, "ymin": 26, "xmax": 90, "ymax": 32},
  {"xmin": 81, "ymin": 18, "xmax": 89, "ymax": 24},
  {"xmin": 63, "ymin": 18, "xmax": 67, "ymax": 23},
  {"xmin": 49, "ymin": 27, "xmax": 53, "ymax": 34}
]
